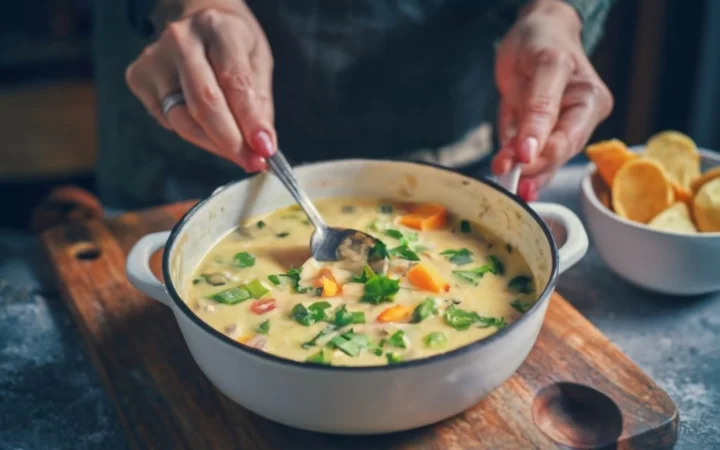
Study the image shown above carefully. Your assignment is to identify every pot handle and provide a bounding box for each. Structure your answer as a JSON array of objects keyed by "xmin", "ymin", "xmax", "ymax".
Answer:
[
  {"xmin": 530, "ymin": 202, "xmax": 589, "ymax": 275},
  {"xmin": 126, "ymin": 231, "xmax": 172, "ymax": 306}
]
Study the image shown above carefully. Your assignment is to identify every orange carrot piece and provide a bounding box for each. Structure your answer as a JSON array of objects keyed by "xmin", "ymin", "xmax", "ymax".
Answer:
[
  {"xmin": 399, "ymin": 203, "xmax": 448, "ymax": 230},
  {"xmin": 407, "ymin": 263, "xmax": 450, "ymax": 293},
  {"xmin": 321, "ymin": 277, "xmax": 340, "ymax": 297},
  {"xmin": 377, "ymin": 305, "xmax": 412, "ymax": 323},
  {"xmin": 237, "ymin": 334, "xmax": 253, "ymax": 344}
]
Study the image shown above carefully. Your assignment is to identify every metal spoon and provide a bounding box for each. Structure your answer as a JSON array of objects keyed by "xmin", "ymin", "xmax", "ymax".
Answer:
[
  {"xmin": 496, "ymin": 165, "xmax": 521, "ymax": 195},
  {"xmin": 266, "ymin": 151, "xmax": 388, "ymax": 273}
]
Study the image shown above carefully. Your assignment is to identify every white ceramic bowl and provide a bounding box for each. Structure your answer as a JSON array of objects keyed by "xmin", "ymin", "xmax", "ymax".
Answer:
[
  {"xmin": 126, "ymin": 159, "xmax": 588, "ymax": 434},
  {"xmin": 581, "ymin": 146, "xmax": 720, "ymax": 296}
]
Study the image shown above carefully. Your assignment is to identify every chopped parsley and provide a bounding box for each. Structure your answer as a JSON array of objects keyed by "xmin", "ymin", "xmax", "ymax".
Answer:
[
  {"xmin": 301, "ymin": 325, "xmax": 336, "ymax": 349},
  {"xmin": 444, "ymin": 305, "xmax": 505, "ymax": 330},
  {"xmin": 510, "ymin": 299, "xmax": 533, "ymax": 313},
  {"xmin": 412, "ymin": 297, "xmax": 438, "ymax": 323},
  {"xmin": 256, "ymin": 221, "xmax": 266, "ymax": 229},
  {"xmin": 233, "ymin": 252, "xmax": 255, "ymax": 268},
  {"xmin": 290, "ymin": 301, "xmax": 331, "ymax": 326},
  {"xmin": 459, "ymin": 220, "xmax": 471, "ymax": 233},
  {"xmin": 333, "ymin": 305, "xmax": 366, "ymax": 327},
  {"xmin": 351, "ymin": 265, "xmax": 376, "ymax": 283},
  {"xmin": 256, "ymin": 320, "xmax": 270, "ymax": 335},
  {"xmin": 440, "ymin": 248, "xmax": 473, "ymax": 265},
  {"xmin": 424, "ymin": 332, "xmax": 447, "ymax": 349},
  {"xmin": 361, "ymin": 274, "xmax": 400, "ymax": 304},
  {"xmin": 306, "ymin": 349, "xmax": 331, "ymax": 365},
  {"xmin": 329, "ymin": 330, "xmax": 372, "ymax": 357},
  {"xmin": 387, "ymin": 330, "xmax": 407, "ymax": 348},
  {"xmin": 508, "ymin": 275, "xmax": 534, "ymax": 294},
  {"xmin": 208, "ymin": 286, "xmax": 252, "ymax": 305},
  {"xmin": 488, "ymin": 255, "xmax": 505, "ymax": 276},
  {"xmin": 388, "ymin": 245, "xmax": 420, "ymax": 261}
]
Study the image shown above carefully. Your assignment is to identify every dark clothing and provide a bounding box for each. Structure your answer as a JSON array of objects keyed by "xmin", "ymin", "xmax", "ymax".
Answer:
[{"xmin": 94, "ymin": 0, "xmax": 615, "ymax": 207}]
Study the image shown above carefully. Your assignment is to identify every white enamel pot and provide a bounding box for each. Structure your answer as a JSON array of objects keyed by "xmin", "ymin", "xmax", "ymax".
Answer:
[{"xmin": 126, "ymin": 159, "xmax": 588, "ymax": 434}]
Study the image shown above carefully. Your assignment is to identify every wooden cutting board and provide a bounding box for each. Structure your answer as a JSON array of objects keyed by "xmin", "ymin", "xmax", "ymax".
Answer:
[{"xmin": 35, "ymin": 187, "xmax": 678, "ymax": 450}]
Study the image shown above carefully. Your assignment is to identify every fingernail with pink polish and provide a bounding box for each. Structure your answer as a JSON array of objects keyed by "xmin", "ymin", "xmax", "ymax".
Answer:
[
  {"xmin": 519, "ymin": 137, "xmax": 539, "ymax": 163},
  {"xmin": 253, "ymin": 130, "xmax": 275, "ymax": 158}
]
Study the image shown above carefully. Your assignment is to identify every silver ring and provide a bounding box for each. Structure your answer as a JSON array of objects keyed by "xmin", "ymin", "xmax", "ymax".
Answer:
[{"xmin": 161, "ymin": 91, "xmax": 186, "ymax": 117}]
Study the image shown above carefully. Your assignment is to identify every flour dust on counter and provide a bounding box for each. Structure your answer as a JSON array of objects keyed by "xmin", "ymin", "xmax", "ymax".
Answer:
[{"xmin": 185, "ymin": 197, "xmax": 537, "ymax": 366}]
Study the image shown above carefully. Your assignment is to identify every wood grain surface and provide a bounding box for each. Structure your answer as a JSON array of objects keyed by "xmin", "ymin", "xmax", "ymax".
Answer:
[{"xmin": 37, "ymin": 191, "xmax": 678, "ymax": 450}]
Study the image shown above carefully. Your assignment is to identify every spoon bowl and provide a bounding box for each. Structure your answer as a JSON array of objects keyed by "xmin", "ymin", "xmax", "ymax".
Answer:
[{"xmin": 267, "ymin": 151, "xmax": 388, "ymax": 272}]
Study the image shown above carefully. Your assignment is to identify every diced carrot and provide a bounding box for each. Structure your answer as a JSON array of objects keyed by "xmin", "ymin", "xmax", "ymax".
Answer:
[
  {"xmin": 377, "ymin": 305, "xmax": 412, "ymax": 323},
  {"xmin": 237, "ymin": 334, "xmax": 254, "ymax": 344},
  {"xmin": 321, "ymin": 277, "xmax": 340, "ymax": 297},
  {"xmin": 399, "ymin": 203, "xmax": 447, "ymax": 230},
  {"xmin": 407, "ymin": 263, "xmax": 450, "ymax": 293},
  {"xmin": 312, "ymin": 267, "xmax": 335, "ymax": 287}
]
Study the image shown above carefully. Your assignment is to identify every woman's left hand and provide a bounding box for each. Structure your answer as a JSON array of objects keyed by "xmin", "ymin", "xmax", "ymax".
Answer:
[{"xmin": 492, "ymin": 0, "xmax": 613, "ymax": 201}]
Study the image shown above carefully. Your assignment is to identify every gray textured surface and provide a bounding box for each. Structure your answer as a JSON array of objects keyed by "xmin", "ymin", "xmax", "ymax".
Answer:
[{"xmin": 0, "ymin": 164, "xmax": 718, "ymax": 449}]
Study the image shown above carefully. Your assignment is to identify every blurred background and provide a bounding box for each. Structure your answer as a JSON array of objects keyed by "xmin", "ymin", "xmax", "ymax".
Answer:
[{"xmin": 1, "ymin": 0, "xmax": 718, "ymax": 229}]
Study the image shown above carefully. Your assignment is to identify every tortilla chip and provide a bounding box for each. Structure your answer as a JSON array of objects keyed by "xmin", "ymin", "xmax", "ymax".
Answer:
[
  {"xmin": 693, "ymin": 178, "xmax": 720, "ymax": 232},
  {"xmin": 644, "ymin": 130, "xmax": 700, "ymax": 190},
  {"xmin": 648, "ymin": 202, "xmax": 697, "ymax": 234},
  {"xmin": 585, "ymin": 139, "xmax": 638, "ymax": 188},
  {"xmin": 691, "ymin": 166, "xmax": 720, "ymax": 193},
  {"xmin": 673, "ymin": 183, "xmax": 694, "ymax": 205},
  {"xmin": 612, "ymin": 158, "xmax": 675, "ymax": 223}
]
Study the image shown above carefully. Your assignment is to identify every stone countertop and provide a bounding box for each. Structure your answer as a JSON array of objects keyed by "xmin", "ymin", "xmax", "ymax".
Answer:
[{"xmin": 0, "ymin": 165, "xmax": 718, "ymax": 450}]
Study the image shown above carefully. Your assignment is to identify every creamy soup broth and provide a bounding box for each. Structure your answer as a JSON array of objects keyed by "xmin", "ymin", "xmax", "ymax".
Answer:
[{"xmin": 186, "ymin": 198, "xmax": 537, "ymax": 366}]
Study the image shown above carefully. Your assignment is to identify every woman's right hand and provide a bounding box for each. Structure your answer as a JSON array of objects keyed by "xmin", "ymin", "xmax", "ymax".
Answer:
[{"xmin": 125, "ymin": 3, "xmax": 275, "ymax": 172}]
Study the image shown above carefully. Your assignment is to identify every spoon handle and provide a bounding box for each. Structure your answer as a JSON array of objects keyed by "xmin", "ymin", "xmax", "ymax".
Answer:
[
  {"xmin": 266, "ymin": 151, "xmax": 328, "ymax": 232},
  {"xmin": 496, "ymin": 165, "xmax": 521, "ymax": 195}
]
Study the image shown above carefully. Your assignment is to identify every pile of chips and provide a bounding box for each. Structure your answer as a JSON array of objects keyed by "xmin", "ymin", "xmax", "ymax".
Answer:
[{"xmin": 586, "ymin": 130, "xmax": 720, "ymax": 234}]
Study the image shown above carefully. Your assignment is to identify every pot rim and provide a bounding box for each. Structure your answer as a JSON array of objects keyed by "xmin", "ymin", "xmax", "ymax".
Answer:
[{"xmin": 161, "ymin": 158, "xmax": 560, "ymax": 372}]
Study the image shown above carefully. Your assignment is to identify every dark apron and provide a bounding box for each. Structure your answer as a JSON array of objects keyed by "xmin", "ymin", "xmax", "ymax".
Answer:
[{"xmin": 94, "ymin": 0, "xmax": 517, "ymax": 208}]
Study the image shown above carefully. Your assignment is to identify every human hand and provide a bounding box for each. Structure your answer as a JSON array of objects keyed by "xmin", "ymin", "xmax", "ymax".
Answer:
[
  {"xmin": 492, "ymin": 0, "xmax": 613, "ymax": 201},
  {"xmin": 125, "ymin": 1, "xmax": 275, "ymax": 172}
]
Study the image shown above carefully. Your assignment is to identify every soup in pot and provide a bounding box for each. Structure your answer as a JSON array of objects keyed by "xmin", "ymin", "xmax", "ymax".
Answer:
[{"xmin": 186, "ymin": 198, "xmax": 537, "ymax": 366}]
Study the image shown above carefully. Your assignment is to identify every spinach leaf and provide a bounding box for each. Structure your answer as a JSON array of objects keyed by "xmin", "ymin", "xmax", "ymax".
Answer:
[
  {"xmin": 488, "ymin": 255, "xmax": 505, "ymax": 276},
  {"xmin": 440, "ymin": 248, "xmax": 473, "ymax": 265},
  {"xmin": 361, "ymin": 275, "xmax": 400, "ymax": 304},
  {"xmin": 306, "ymin": 349, "xmax": 331, "ymax": 365},
  {"xmin": 424, "ymin": 332, "xmax": 447, "ymax": 349},
  {"xmin": 329, "ymin": 331, "xmax": 372, "ymax": 357},
  {"xmin": 368, "ymin": 240, "xmax": 389, "ymax": 260},
  {"xmin": 388, "ymin": 245, "xmax": 420, "ymax": 261},
  {"xmin": 387, "ymin": 330, "xmax": 406, "ymax": 349},
  {"xmin": 510, "ymin": 299, "xmax": 533, "ymax": 313},
  {"xmin": 412, "ymin": 297, "xmax": 438, "ymax": 323},
  {"xmin": 268, "ymin": 274, "xmax": 282, "ymax": 286},
  {"xmin": 256, "ymin": 320, "xmax": 270, "ymax": 335},
  {"xmin": 334, "ymin": 305, "xmax": 366, "ymax": 327},
  {"xmin": 351, "ymin": 265, "xmax": 376, "ymax": 283},
  {"xmin": 284, "ymin": 268, "xmax": 313, "ymax": 293},
  {"xmin": 508, "ymin": 275, "xmax": 534, "ymax": 294},
  {"xmin": 291, "ymin": 301, "xmax": 331, "ymax": 326},
  {"xmin": 301, "ymin": 325, "xmax": 336, "ymax": 349},
  {"xmin": 233, "ymin": 252, "xmax": 255, "ymax": 268},
  {"xmin": 444, "ymin": 305, "xmax": 505, "ymax": 330},
  {"xmin": 384, "ymin": 229, "xmax": 404, "ymax": 239}
]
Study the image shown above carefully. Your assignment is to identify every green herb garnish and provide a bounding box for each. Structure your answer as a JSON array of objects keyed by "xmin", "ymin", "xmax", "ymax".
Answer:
[
  {"xmin": 233, "ymin": 252, "xmax": 255, "ymax": 268},
  {"xmin": 329, "ymin": 330, "xmax": 372, "ymax": 357},
  {"xmin": 276, "ymin": 232, "xmax": 290, "ymax": 238},
  {"xmin": 209, "ymin": 287, "xmax": 252, "ymax": 305},
  {"xmin": 424, "ymin": 332, "xmax": 447, "ymax": 349},
  {"xmin": 301, "ymin": 325, "xmax": 336, "ymax": 349},
  {"xmin": 268, "ymin": 274, "xmax": 282, "ymax": 286},
  {"xmin": 284, "ymin": 268, "xmax": 313, "ymax": 293},
  {"xmin": 459, "ymin": 220, "xmax": 471, "ymax": 233},
  {"xmin": 291, "ymin": 301, "xmax": 331, "ymax": 326},
  {"xmin": 488, "ymin": 255, "xmax": 505, "ymax": 276},
  {"xmin": 351, "ymin": 265, "xmax": 376, "ymax": 283},
  {"xmin": 368, "ymin": 240, "xmax": 389, "ymax": 260},
  {"xmin": 440, "ymin": 248, "xmax": 473, "ymax": 265},
  {"xmin": 256, "ymin": 320, "xmax": 270, "ymax": 335},
  {"xmin": 506, "ymin": 243, "xmax": 513, "ymax": 253},
  {"xmin": 508, "ymin": 275, "xmax": 534, "ymax": 294},
  {"xmin": 389, "ymin": 245, "xmax": 420, "ymax": 261},
  {"xmin": 384, "ymin": 229, "xmax": 404, "ymax": 239},
  {"xmin": 443, "ymin": 305, "xmax": 505, "ymax": 330},
  {"xmin": 510, "ymin": 299, "xmax": 533, "ymax": 313},
  {"xmin": 306, "ymin": 349, "xmax": 331, "ymax": 365},
  {"xmin": 245, "ymin": 278, "xmax": 269, "ymax": 299},
  {"xmin": 379, "ymin": 204, "xmax": 393, "ymax": 214},
  {"xmin": 256, "ymin": 221, "xmax": 266, "ymax": 229},
  {"xmin": 334, "ymin": 305, "xmax": 366, "ymax": 327},
  {"xmin": 361, "ymin": 275, "xmax": 400, "ymax": 304},
  {"xmin": 386, "ymin": 353, "xmax": 403, "ymax": 364},
  {"xmin": 412, "ymin": 297, "xmax": 438, "ymax": 323},
  {"xmin": 387, "ymin": 330, "xmax": 406, "ymax": 349}
]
